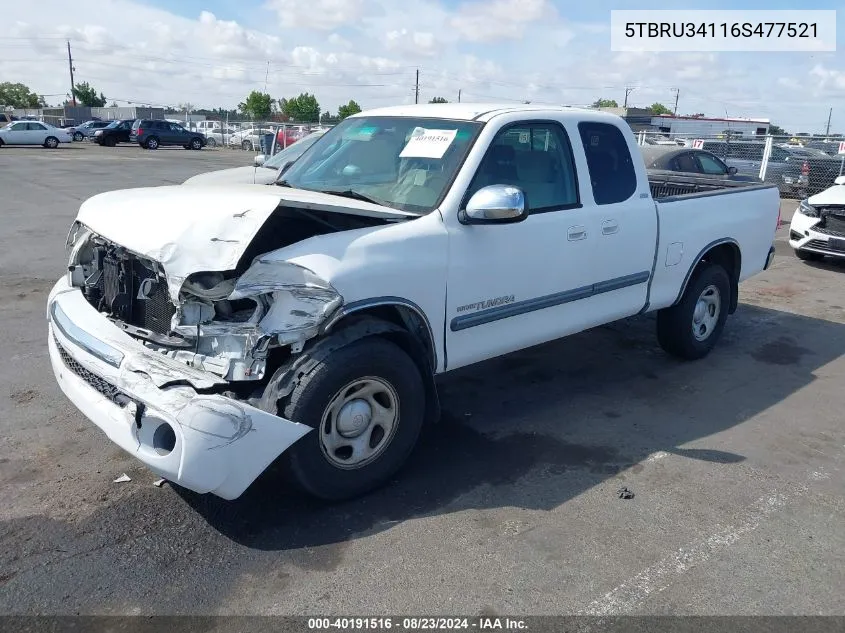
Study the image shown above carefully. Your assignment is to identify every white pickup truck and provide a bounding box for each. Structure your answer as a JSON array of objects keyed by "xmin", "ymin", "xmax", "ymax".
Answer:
[{"xmin": 48, "ymin": 104, "xmax": 779, "ymax": 501}]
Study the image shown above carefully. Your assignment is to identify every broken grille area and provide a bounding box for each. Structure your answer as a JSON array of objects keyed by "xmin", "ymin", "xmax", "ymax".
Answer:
[
  {"xmin": 84, "ymin": 245, "xmax": 176, "ymax": 336},
  {"xmin": 817, "ymin": 212, "xmax": 845, "ymax": 238},
  {"xmin": 54, "ymin": 335, "xmax": 129, "ymax": 407}
]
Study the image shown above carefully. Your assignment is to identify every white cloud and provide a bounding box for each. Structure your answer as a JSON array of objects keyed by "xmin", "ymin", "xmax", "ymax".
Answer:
[
  {"xmin": 450, "ymin": 0, "xmax": 552, "ymax": 43},
  {"xmin": 384, "ymin": 29, "xmax": 438, "ymax": 57},
  {"xmin": 264, "ymin": 0, "xmax": 367, "ymax": 30}
]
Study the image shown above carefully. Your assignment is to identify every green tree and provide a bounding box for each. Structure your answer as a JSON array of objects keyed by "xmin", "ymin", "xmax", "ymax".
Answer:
[
  {"xmin": 649, "ymin": 102, "xmax": 672, "ymax": 115},
  {"xmin": 337, "ymin": 99, "xmax": 362, "ymax": 120},
  {"xmin": 592, "ymin": 98, "xmax": 618, "ymax": 108},
  {"xmin": 238, "ymin": 91, "xmax": 274, "ymax": 120},
  {"xmin": 279, "ymin": 92, "xmax": 320, "ymax": 122},
  {"xmin": 71, "ymin": 82, "xmax": 106, "ymax": 107},
  {"xmin": 768, "ymin": 124, "xmax": 787, "ymax": 136},
  {"xmin": 0, "ymin": 82, "xmax": 43, "ymax": 108},
  {"xmin": 429, "ymin": 96, "xmax": 448, "ymax": 103}
]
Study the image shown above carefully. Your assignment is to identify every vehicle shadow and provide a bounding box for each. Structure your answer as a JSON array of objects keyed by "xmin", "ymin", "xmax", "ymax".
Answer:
[{"xmin": 176, "ymin": 302, "xmax": 843, "ymax": 551}]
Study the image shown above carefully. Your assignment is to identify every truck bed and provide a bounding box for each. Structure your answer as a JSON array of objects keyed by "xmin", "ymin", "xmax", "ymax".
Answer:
[{"xmin": 648, "ymin": 170, "xmax": 763, "ymax": 199}]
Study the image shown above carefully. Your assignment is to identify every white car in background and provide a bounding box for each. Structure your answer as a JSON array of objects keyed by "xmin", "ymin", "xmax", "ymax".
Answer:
[
  {"xmin": 184, "ymin": 129, "xmax": 327, "ymax": 185},
  {"xmin": 0, "ymin": 121, "xmax": 73, "ymax": 148},
  {"xmin": 789, "ymin": 175, "xmax": 845, "ymax": 261},
  {"xmin": 201, "ymin": 127, "xmax": 237, "ymax": 148},
  {"xmin": 227, "ymin": 127, "xmax": 274, "ymax": 151}
]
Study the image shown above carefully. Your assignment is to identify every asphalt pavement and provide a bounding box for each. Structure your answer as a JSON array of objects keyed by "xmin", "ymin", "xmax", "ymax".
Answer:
[{"xmin": 0, "ymin": 143, "xmax": 843, "ymax": 616}]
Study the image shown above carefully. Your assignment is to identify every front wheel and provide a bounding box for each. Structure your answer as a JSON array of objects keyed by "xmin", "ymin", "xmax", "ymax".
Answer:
[
  {"xmin": 794, "ymin": 248, "xmax": 823, "ymax": 262},
  {"xmin": 44, "ymin": 136, "xmax": 59, "ymax": 149},
  {"xmin": 190, "ymin": 138, "xmax": 203, "ymax": 150},
  {"xmin": 266, "ymin": 337, "xmax": 426, "ymax": 501},
  {"xmin": 657, "ymin": 263, "xmax": 731, "ymax": 360},
  {"xmin": 241, "ymin": 140, "xmax": 253, "ymax": 151},
  {"xmin": 73, "ymin": 131, "xmax": 84, "ymax": 142}
]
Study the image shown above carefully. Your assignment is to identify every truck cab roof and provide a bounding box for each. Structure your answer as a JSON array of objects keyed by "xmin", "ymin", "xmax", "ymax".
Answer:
[{"xmin": 352, "ymin": 103, "xmax": 620, "ymax": 123}]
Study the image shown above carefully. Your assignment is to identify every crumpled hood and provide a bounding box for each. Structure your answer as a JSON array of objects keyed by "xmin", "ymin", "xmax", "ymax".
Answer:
[
  {"xmin": 76, "ymin": 185, "xmax": 415, "ymax": 290},
  {"xmin": 182, "ymin": 166, "xmax": 278, "ymax": 186},
  {"xmin": 808, "ymin": 184, "xmax": 845, "ymax": 206}
]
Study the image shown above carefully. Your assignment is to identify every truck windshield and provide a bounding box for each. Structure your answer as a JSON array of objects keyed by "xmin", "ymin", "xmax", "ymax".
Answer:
[{"xmin": 279, "ymin": 116, "xmax": 484, "ymax": 214}]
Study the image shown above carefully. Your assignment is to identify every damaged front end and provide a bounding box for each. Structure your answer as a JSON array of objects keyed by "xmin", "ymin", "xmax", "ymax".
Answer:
[{"xmin": 66, "ymin": 221, "xmax": 342, "ymax": 383}]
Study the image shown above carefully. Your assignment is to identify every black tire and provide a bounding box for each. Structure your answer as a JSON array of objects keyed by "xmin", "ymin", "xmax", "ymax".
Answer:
[
  {"xmin": 242, "ymin": 140, "xmax": 253, "ymax": 151},
  {"xmin": 267, "ymin": 337, "xmax": 426, "ymax": 501},
  {"xmin": 657, "ymin": 262, "xmax": 731, "ymax": 361},
  {"xmin": 794, "ymin": 248, "xmax": 823, "ymax": 262},
  {"xmin": 73, "ymin": 131, "xmax": 84, "ymax": 142},
  {"xmin": 44, "ymin": 136, "xmax": 59, "ymax": 149},
  {"xmin": 104, "ymin": 137, "xmax": 116, "ymax": 147},
  {"xmin": 190, "ymin": 137, "xmax": 203, "ymax": 150},
  {"xmin": 145, "ymin": 136, "xmax": 159, "ymax": 150}
]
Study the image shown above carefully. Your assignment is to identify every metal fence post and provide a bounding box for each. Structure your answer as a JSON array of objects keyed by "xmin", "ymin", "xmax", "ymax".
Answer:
[{"xmin": 759, "ymin": 135, "xmax": 773, "ymax": 181}]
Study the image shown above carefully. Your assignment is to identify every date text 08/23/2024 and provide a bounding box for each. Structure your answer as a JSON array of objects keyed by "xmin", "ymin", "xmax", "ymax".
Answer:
[{"xmin": 307, "ymin": 617, "xmax": 528, "ymax": 630}]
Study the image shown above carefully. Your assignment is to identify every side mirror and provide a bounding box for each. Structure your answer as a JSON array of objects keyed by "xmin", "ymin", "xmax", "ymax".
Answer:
[
  {"xmin": 835, "ymin": 176, "xmax": 845, "ymax": 186},
  {"xmin": 254, "ymin": 154, "xmax": 266, "ymax": 167},
  {"xmin": 727, "ymin": 166, "xmax": 738, "ymax": 175},
  {"xmin": 459, "ymin": 185, "xmax": 528, "ymax": 225}
]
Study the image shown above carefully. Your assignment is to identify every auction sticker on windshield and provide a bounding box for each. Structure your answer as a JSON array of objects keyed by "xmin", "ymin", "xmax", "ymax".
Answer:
[{"xmin": 400, "ymin": 128, "xmax": 458, "ymax": 159}]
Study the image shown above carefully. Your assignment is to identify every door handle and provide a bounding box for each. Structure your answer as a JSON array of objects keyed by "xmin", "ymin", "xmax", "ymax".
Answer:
[
  {"xmin": 567, "ymin": 226, "xmax": 587, "ymax": 241},
  {"xmin": 602, "ymin": 220, "xmax": 619, "ymax": 235}
]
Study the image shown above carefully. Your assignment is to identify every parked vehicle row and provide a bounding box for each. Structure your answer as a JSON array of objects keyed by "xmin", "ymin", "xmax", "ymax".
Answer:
[{"xmin": 701, "ymin": 140, "xmax": 841, "ymax": 197}]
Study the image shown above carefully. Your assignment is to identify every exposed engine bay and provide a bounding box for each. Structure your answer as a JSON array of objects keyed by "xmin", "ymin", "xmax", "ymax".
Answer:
[{"xmin": 66, "ymin": 205, "xmax": 394, "ymax": 382}]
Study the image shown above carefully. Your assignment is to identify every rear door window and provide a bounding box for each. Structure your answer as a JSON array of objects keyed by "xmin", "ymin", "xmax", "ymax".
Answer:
[{"xmin": 577, "ymin": 122, "xmax": 637, "ymax": 205}]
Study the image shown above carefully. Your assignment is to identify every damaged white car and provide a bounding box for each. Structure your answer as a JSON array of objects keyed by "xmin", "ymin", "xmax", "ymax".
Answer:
[{"xmin": 48, "ymin": 104, "xmax": 779, "ymax": 501}]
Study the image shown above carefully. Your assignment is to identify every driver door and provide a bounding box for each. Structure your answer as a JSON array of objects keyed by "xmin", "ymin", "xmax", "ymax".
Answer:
[{"xmin": 442, "ymin": 119, "xmax": 601, "ymax": 370}]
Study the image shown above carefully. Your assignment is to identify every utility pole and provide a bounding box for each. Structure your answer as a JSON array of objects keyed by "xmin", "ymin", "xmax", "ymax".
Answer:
[
  {"xmin": 458, "ymin": 89, "xmax": 462, "ymax": 103},
  {"xmin": 672, "ymin": 88, "xmax": 680, "ymax": 115},
  {"xmin": 414, "ymin": 69, "xmax": 420, "ymax": 104},
  {"xmin": 623, "ymin": 86, "xmax": 635, "ymax": 109},
  {"xmin": 264, "ymin": 61, "xmax": 270, "ymax": 93},
  {"xmin": 67, "ymin": 40, "xmax": 76, "ymax": 107},
  {"xmin": 825, "ymin": 107, "xmax": 832, "ymax": 137}
]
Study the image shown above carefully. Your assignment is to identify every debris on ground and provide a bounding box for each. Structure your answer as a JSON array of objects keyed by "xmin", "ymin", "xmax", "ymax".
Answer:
[
  {"xmin": 113, "ymin": 473, "xmax": 131, "ymax": 483},
  {"xmin": 153, "ymin": 478, "xmax": 168, "ymax": 488},
  {"xmin": 617, "ymin": 486, "xmax": 635, "ymax": 500}
]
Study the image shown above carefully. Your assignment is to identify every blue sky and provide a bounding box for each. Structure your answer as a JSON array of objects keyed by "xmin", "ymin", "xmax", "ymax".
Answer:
[{"xmin": 3, "ymin": 0, "xmax": 843, "ymax": 132}]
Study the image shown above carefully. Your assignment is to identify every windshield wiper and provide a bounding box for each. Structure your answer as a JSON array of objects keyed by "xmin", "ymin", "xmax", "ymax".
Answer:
[
  {"xmin": 275, "ymin": 179, "xmax": 294, "ymax": 187},
  {"xmin": 318, "ymin": 189, "xmax": 383, "ymax": 205}
]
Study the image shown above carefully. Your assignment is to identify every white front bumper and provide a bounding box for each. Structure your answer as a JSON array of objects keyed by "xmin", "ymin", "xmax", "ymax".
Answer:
[
  {"xmin": 788, "ymin": 210, "xmax": 845, "ymax": 258},
  {"xmin": 47, "ymin": 277, "xmax": 311, "ymax": 500}
]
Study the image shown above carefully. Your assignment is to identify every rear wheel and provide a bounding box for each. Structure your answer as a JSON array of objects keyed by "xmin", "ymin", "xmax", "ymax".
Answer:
[
  {"xmin": 205, "ymin": 137, "xmax": 217, "ymax": 148},
  {"xmin": 794, "ymin": 248, "xmax": 823, "ymax": 262},
  {"xmin": 242, "ymin": 140, "xmax": 253, "ymax": 151},
  {"xmin": 265, "ymin": 337, "xmax": 426, "ymax": 501},
  {"xmin": 44, "ymin": 136, "xmax": 59, "ymax": 149},
  {"xmin": 145, "ymin": 136, "xmax": 159, "ymax": 150},
  {"xmin": 657, "ymin": 262, "xmax": 731, "ymax": 360}
]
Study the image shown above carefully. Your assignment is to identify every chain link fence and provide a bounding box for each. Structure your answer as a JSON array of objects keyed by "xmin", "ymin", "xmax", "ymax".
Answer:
[{"xmin": 636, "ymin": 131, "xmax": 845, "ymax": 197}]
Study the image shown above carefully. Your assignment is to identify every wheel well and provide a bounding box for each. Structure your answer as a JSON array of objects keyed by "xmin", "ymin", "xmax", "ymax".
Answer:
[
  {"xmin": 325, "ymin": 306, "xmax": 440, "ymax": 425},
  {"xmin": 698, "ymin": 242, "xmax": 741, "ymax": 314}
]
